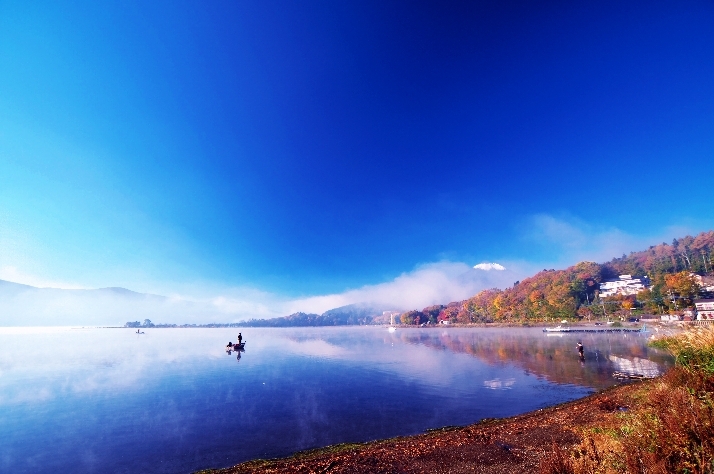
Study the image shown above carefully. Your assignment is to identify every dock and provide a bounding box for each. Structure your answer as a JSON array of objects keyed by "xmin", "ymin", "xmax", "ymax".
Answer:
[{"xmin": 543, "ymin": 327, "xmax": 647, "ymax": 334}]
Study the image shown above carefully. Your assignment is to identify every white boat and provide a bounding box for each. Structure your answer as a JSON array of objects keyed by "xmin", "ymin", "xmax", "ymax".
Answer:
[
  {"xmin": 388, "ymin": 314, "xmax": 397, "ymax": 332},
  {"xmin": 543, "ymin": 325, "xmax": 571, "ymax": 333}
]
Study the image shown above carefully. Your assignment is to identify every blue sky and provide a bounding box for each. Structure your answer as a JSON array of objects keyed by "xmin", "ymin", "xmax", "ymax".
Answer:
[{"xmin": 1, "ymin": 1, "xmax": 714, "ymax": 320}]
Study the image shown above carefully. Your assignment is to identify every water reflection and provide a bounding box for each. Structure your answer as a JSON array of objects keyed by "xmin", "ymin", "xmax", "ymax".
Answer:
[
  {"xmin": 608, "ymin": 355, "xmax": 661, "ymax": 378},
  {"xmin": 483, "ymin": 378, "xmax": 515, "ymax": 390},
  {"xmin": 391, "ymin": 327, "xmax": 672, "ymax": 389},
  {"xmin": 0, "ymin": 326, "xmax": 672, "ymax": 474}
]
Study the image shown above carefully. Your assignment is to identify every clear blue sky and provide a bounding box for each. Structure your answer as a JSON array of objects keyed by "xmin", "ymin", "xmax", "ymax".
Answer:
[{"xmin": 1, "ymin": 0, "xmax": 713, "ymax": 301}]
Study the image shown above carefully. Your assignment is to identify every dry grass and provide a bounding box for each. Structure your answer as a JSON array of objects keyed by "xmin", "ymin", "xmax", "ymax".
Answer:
[
  {"xmin": 539, "ymin": 443, "xmax": 575, "ymax": 474},
  {"xmin": 542, "ymin": 326, "xmax": 714, "ymax": 474}
]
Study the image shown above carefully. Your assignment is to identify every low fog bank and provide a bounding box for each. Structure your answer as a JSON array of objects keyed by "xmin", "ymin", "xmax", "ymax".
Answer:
[
  {"xmin": 287, "ymin": 261, "xmax": 525, "ymax": 315},
  {"xmin": 0, "ymin": 280, "xmax": 218, "ymax": 326},
  {"xmin": 0, "ymin": 261, "xmax": 526, "ymax": 326}
]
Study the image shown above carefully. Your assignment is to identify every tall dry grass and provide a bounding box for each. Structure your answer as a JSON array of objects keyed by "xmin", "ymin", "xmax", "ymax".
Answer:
[
  {"xmin": 651, "ymin": 327, "xmax": 714, "ymax": 376},
  {"xmin": 540, "ymin": 326, "xmax": 714, "ymax": 474}
]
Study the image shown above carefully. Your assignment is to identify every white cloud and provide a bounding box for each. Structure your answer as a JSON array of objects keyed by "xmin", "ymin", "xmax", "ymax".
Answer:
[
  {"xmin": 523, "ymin": 214, "xmax": 696, "ymax": 266},
  {"xmin": 286, "ymin": 261, "xmax": 523, "ymax": 314},
  {"xmin": 473, "ymin": 263, "xmax": 506, "ymax": 271}
]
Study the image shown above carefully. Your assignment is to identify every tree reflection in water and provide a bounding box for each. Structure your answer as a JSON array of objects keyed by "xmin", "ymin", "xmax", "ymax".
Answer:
[{"xmin": 394, "ymin": 328, "xmax": 673, "ymax": 389}]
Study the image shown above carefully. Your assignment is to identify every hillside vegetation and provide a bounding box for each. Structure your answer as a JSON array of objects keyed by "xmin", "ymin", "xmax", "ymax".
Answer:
[
  {"xmin": 236, "ymin": 304, "xmax": 380, "ymax": 327},
  {"xmin": 401, "ymin": 231, "xmax": 714, "ymax": 325}
]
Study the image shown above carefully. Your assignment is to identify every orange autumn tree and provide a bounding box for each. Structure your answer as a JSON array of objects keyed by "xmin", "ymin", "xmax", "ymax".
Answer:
[
  {"xmin": 665, "ymin": 271, "xmax": 701, "ymax": 307},
  {"xmin": 463, "ymin": 288, "xmax": 502, "ymax": 322}
]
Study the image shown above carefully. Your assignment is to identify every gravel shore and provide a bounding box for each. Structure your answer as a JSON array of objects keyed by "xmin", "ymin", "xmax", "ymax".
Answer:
[{"xmin": 197, "ymin": 381, "xmax": 642, "ymax": 474}]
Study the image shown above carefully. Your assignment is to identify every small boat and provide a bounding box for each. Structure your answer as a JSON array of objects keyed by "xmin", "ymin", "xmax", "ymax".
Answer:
[
  {"xmin": 226, "ymin": 341, "xmax": 246, "ymax": 352},
  {"xmin": 388, "ymin": 314, "xmax": 397, "ymax": 332},
  {"xmin": 543, "ymin": 325, "xmax": 571, "ymax": 333}
]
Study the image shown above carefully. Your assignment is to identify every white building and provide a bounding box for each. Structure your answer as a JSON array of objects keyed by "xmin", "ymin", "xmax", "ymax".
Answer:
[
  {"xmin": 661, "ymin": 314, "xmax": 681, "ymax": 321},
  {"xmin": 599, "ymin": 274, "xmax": 649, "ymax": 298},
  {"xmin": 693, "ymin": 275, "xmax": 714, "ymax": 293},
  {"xmin": 695, "ymin": 299, "xmax": 714, "ymax": 320}
]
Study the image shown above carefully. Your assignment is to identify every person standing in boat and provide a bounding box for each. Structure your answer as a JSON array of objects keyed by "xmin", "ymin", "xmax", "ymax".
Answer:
[
  {"xmin": 577, "ymin": 342, "xmax": 584, "ymax": 360},
  {"xmin": 237, "ymin": 333, "xmax": 243, "ymax": 345}
]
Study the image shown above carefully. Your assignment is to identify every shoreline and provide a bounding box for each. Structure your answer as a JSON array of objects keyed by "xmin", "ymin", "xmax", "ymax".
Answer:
[{"xmin": 197, "ymin": 380, "xmax": 647, "ymax": 474}]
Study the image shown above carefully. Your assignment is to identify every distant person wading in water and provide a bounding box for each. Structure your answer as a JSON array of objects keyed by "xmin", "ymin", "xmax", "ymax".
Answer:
[{"xmin": 577, "ymin": 342, "xmax": 584, "ymax": 360}]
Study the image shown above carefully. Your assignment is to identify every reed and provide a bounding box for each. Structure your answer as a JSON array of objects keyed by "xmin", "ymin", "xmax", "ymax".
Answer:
[{"xmin": 651, "ymin": 326, "xmax": 714, "ymax": 375}]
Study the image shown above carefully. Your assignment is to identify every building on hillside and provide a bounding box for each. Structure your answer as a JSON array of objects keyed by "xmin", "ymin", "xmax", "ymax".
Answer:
[
  {"xmin": 693, "ymin": 274, "xmax": 714, "ymax": 293},
  {"xmin": 695, "ymin": 299, "xmax": 714, "ymax": 320},
  {"xmin": 661, "ymin": 314, "xmax": 681, "ymax": 321},
  {"xmin": 599, "ymin": 275, "xmax": 650, "ymax": 298}
]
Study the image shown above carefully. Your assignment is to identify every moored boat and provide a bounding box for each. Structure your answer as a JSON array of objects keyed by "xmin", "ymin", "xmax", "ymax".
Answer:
[
  {"xmin": 542, "ymin": 325, "xmax": 571, "ymax": 333},
  {"xmin": 387, "ymin": 313, "xmax": 397, "ymax": 332}
]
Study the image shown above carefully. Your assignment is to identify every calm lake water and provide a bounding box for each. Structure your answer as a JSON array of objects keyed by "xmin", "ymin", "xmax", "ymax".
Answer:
[{"xmin": 0, "ymin": 326, "xmax": 672, "ymax": 473}]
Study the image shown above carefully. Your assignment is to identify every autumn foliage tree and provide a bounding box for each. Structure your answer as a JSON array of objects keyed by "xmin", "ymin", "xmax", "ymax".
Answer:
[
  {"xmin": 400, "ymin": 310, "xmax": 420, "ymax": 325},
  {"xmin": 437, "ymin": 306, "xmax": 459, "ymax": 323},
  {"xmin": 665, "ymin": 271, "xmax": 702, "ymax": 307},
  {"xmin": 421, "ymin": 305, "xmax": 445, "ymax": 324},
  {"xmin": 577, "ymin": 306, "xmax": 593, "ymax": 321}
]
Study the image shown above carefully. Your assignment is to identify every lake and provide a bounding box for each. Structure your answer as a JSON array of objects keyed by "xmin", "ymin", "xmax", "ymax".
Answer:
[{"xmin": 0, "ymin": 326, "xmax": 672, "ymax": 473}]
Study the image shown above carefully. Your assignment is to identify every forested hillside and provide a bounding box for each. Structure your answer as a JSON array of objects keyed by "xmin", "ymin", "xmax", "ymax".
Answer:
[
  {"xmin": 604, "ymin": 231, "xmax": 714, "ymax": 276},
  {"xmin": 399, "ymin": 231, "xmax": 714, "ymax": 325},
  {"xmin": 236, "ymin": 304, "xmax": 381, "ymax": 327}
]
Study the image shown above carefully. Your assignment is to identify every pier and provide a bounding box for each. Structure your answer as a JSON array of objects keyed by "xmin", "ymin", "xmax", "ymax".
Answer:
[{"xmin": 543, "ymin": 327, "xmax": 646, "ymax": 334}]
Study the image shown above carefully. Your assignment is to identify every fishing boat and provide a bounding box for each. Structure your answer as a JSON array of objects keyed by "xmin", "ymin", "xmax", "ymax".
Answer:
[{"xmin": 226, "ymin": 341, "xmax": 246, "ymax": 351}]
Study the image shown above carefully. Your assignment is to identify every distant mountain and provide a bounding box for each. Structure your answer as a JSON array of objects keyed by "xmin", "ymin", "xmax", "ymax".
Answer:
[
  {"xmin": 321, "ymin": 303, "xmax": 387, "ymax": 324},
  {"xmin": 236, "ymin": 303, "xmax": 389, "ymax": 327},
  {"xmin": 0, "ymin": 279, "xmax": 397, "ymax": 328},
  {"xmin": 0, "ymin": 279, "xmax": 209, "ymax": 327}
]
